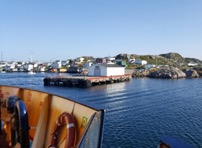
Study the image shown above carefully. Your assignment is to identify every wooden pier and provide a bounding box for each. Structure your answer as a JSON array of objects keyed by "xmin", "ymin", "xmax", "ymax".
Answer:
[{"xmin": 43, "ymin": 74, "xmax": 132, "ymax": 88}]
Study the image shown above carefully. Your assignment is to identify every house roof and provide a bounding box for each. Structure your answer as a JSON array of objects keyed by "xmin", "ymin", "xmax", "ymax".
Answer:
[{"xmin": 97, "ymin": 63, "xmax": 124, "ymax": 68}]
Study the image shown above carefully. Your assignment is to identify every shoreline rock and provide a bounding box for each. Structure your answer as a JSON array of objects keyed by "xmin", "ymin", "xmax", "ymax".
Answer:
[
  {"xmin": 132, "ymin": 66, "xmax": 201, "ymax": 79},
  {"xmin": 183, "ymin": 69, "xmax": 199, "ymax": 78},
  {"xmin": 148, "ymin": 66, "xmax": 186, "ymax": 79}
]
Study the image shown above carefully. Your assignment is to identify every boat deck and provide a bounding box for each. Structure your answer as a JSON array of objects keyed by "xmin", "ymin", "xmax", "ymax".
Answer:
[{"xmin": 0, "ymin": 85, "xmax": 105, "ymax": 148}]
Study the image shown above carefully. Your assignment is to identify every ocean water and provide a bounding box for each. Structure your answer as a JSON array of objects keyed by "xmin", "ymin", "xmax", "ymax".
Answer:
[{"xmin": 0, "ymin": 72, "xmax": 202, "ymax": 148}]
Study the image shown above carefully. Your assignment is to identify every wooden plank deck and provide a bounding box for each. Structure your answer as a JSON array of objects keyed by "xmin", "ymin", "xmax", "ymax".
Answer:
[{"xmin": 44, "ymin": 74, "xmax": 132, "ymax": 88}]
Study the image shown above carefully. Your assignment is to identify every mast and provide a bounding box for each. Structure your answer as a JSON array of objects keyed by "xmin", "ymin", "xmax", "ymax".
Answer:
[{"xmin": 30, "ymin": 52, "xmax": 33, "ymax": 63}]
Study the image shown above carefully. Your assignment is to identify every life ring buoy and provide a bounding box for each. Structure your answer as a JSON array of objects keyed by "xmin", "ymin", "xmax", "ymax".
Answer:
[{"xmin": 48, "ymin": 112, "xmax": 76, "ymax": 148}]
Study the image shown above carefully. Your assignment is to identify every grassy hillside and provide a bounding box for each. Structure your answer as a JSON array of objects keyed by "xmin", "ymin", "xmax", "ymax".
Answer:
[{"xmin": 116, "ymin": 52, "xmax": 202, "ymax": 69}]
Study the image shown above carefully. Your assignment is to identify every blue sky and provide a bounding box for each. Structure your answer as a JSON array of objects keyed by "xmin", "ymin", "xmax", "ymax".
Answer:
[{"xmin": 0, "ymin": 0, "xmax": 202, "ymax": 61}]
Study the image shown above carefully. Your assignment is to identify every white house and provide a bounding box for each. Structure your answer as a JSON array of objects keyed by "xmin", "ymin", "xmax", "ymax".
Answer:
[
  {"xmin": 51, "ymin": 60, "xmax": 62, "ymax": 69},
  {"xmin": 135, "ymin": 60, "xmax": 147, "ymax": 65},
  {"xmin": 0, "ymin": 62, "xmax": 6, "ymax": 68},
  {"xmin": 61, "ymin": 60, "xmax": 69, "ymax": 66},
  {"xmin": 40, "ymin": 66, "xmax": 46, "ymax": 72},
  {"xmin": 144, "ymin": 64, "xmax": 155, "ymax": 69},
  {"xmin": 23, "ymin": 63, "xmax": 34, "ymax": 71},
  {"xmin": 84, "ymin": 62, "xmax": 94, "ymax": 68},
  {"xmin": 33, "ymin": 63, "xmax": 38, "ymax": 68},
  {"xmin": 106, "ymin": 57, "xmax": 115, "ymax": 63},
  {"xmin": 188, "ymin": 63, "xmax": 198, "ymax": 67},
  {"xmin": 88, "ymin": 63, "xmax": 125, "ymax": 76},
  {"xmin": 7, "ymin": 62, "xmax": 16, "ymax": 69}
]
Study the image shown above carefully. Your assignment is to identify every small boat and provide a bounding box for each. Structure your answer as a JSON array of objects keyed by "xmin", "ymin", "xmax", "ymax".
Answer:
[
  {"xmin": 0, "ymin": 70, "xmax": 6, "ymax": 73},
  {"xmin": 0, "ymin": 85, "xmax": 105, "ymax": 147},
  {"xmin": 28, "ymin": 71, "xmax": 36, "ymax": 75}
]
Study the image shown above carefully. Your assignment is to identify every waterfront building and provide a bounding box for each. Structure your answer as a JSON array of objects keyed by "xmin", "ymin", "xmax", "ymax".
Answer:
[
  {"xmin": 106, "ymin": 57, "xmax": 115, "ymax": 63},
  {"xmin": 88, "ymin": 63, "xmax": 125, "ymax": 76},
  {"xmin": 135, "ymin": 59, "xmax": 148, "ymax": 65},
  {"xmin": 23, "ymin": 63, "xmax": 34, "ymax": 72},
  {"xmin": 188, "ymin": 63, "xmax": 198, "ymax": 67},
  {"xmin": 84, "ymin": 62, "xmax": 94, "ymax": 68},
  {"xmin": 51, "ymin": 60, "xmax": 62, "ymax": 69}
]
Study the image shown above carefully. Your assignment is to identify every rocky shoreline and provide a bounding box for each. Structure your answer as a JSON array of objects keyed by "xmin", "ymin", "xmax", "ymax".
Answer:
[{"xmin": 133, "ymin": 66, "xmax": 201, "ymax": 79}]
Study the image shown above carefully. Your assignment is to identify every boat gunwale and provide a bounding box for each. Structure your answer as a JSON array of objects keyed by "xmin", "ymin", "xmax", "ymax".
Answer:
[
  {"xmin": 0, "ymin": 84, "xmax": 104, "ymax": 112},
  {"xmin": 0, "ymin": 84, "xmax": 105, "ymax": 147}
]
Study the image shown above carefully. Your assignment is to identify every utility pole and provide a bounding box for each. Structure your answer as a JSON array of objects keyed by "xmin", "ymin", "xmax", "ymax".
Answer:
[
  {"xmin": 156, "ymin": 54, "xmax": 157, "ymax": 67},
  {"xmin": 1, "ymin": 50, "xmax": 3, "ymax": 61}
]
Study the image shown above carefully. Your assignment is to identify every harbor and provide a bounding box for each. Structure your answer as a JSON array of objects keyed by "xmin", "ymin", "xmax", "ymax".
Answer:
[
  {"xmin": 1, "ymin": 0, "xmax": 202, "ymax": 147},
  {"xmin": 43, "ymin": 74, "xmax": 131, "ymax": 88},
  {"xmin": 0, "ymin": 73, "xmax": 201, "ymax": 147}
]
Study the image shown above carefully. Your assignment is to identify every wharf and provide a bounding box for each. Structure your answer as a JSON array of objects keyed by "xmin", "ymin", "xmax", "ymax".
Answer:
[{"xmin": 43, "ymin": 74, "xmax": 132, "ymax": 88}]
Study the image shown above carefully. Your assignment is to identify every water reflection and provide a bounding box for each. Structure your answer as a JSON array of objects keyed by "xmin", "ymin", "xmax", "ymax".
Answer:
[
  {"xmin": 1, "ymin": 73, "xmax": 202, "ymax": 147},
  {"xmin": 104, "ymin": 82, "xmax": 127, "ymax": 96}
]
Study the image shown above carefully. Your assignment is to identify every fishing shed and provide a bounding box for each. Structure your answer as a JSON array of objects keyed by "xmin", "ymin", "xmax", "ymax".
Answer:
[{"xmin": 88, "ymin": 63, "xmax": 125, "ymax": 76}]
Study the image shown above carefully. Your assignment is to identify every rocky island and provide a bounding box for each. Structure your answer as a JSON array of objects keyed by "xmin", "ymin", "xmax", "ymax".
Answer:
[
  {"xmin": 125, "ymin": 52, "xmax": 202, "ymax": 79},
  {"xmin": 133, "ymin": 66, "xmax": 200, "ymax": 79}
]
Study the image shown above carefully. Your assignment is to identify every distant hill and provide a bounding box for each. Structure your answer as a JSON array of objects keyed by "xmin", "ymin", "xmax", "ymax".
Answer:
[
  {"xmin": 160, "ymin": 52, "xmax": 202, "ymax": 64},
  {"xmin": 115, "ymin": 52, "xmax": 202, "ymax": 67},
  {"xmin": 184, "ymin": 57, "xmax": 202, "ymax": 64},
  {"xmin": 159, "ymin": 52, "xmax": 184, "ymax": 63}
]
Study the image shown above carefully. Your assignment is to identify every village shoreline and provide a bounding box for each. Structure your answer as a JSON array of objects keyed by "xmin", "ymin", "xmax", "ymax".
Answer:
[{"xmin": 1, "ymin": 52, "xmax": 202, "ymax": 80}]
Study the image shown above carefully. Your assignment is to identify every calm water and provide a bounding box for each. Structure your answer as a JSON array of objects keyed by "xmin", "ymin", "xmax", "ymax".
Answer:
[{"xmin": 0, "ymin": 73, "xmax": 202, "ymax": 148}]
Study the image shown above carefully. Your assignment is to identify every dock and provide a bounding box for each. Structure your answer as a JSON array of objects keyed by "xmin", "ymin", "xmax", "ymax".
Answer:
[{"xmin": 43, "ymin": 74, "xmax": 132, "ymax": 88}]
